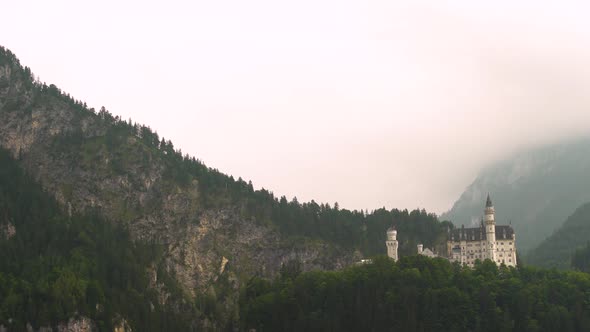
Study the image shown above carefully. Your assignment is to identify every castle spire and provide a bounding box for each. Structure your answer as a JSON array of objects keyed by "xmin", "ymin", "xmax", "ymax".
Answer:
[
  {"xmin": 486, "ymin": 194, "xmax": 493, "ymax": 208},
  {"xmin": 484, "ymin": 193, "xmax": 497, "ymax": 261}
]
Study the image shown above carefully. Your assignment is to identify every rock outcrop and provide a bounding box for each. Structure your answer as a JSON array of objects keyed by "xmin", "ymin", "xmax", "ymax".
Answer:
[{"xmin": 0, "ymin": 221, "xmax": 15, "ymax": 240}]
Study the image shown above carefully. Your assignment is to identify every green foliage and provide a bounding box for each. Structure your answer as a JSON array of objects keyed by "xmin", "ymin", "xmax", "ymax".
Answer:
[
  {"xmin": 241, "ymin": 255, "xmax": 590, "ymax": 332},
  {"xmin": 0, "ymin": 148, "xmax": 194, "ymax": 331}
]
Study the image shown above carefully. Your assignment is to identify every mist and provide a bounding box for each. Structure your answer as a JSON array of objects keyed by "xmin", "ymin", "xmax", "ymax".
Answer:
[{"xmin": 2, "ymin": 1, "xmax": 590, "ymax": 213}]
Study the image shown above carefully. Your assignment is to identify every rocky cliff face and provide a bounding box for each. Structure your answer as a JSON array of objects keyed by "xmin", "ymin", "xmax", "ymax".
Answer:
[
  {"xmin": 0, "ymin": 49, "xmax": 359, "ymax": 318},
  {"xmin": 0, "ymin": 221, "xmax": 15, "ymax": 240},
  {"xmin": 0, "ymin": 316, "xmax": 96, "ymax": 332}
]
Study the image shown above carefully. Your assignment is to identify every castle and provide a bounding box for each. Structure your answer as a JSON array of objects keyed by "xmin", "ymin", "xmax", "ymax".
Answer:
[
  {"xmin": 447, "ymin": 195, "xmax": 517, "ymax": 267},
  {"xmin": 386, "ymin": 195, "xmax": 517, "ymax": 267}
]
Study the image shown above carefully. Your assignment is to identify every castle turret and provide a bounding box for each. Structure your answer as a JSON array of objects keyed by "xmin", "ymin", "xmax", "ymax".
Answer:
[
  {"xmin": 386, "ymin": 227, "xmax": 398, "ymax": 261},
  {"xmin": 484, "ymin": 194, "xmax": 496, "ymax": 261}
]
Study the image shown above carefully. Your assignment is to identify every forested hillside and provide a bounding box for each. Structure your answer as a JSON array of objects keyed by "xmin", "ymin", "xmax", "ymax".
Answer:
[
  {"xmin": 241, "ymin": 255, "xmax": 590, "ymax": 332},
  {"xmin": 0, "ymin": 148, "xmax": 197, "ymax": 330},
  {"xmin": 0, "ymin": 45, "xmax": 447, "ymax": 257},
  {"xmin": 0, "ymin": 45, "xmax": 450, "ymax": 328},
  {"xmin": 442, "ymin": 140, "xmax": 590, "ymax": 253},
  {"xmin": 526, "ymin": 202, "xmax": 590, "ymax": 269}
]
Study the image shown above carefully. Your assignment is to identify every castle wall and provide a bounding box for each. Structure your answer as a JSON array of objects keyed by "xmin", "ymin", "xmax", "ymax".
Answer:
[{"xmin": 447, "ymin": 238, "xmax": 516, "ymax": 267}]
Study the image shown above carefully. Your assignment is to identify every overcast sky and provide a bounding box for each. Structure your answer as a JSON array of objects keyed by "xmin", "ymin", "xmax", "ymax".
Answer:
[{"xmin": 3, "ymin": 1, "xmax": 590, "ymax": 213}]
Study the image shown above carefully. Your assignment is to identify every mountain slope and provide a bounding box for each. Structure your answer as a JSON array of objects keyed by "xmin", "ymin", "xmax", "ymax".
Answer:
[
  {"xmin": 0, "ymin": 45, "xmax": 449, "ymax": 326},
  {"xmin": 526, "ymin": 202, "xmax": 590, "ymax": 269},
  {"xmin": 0, "ymin": 147, "xmax": 194, "ymax": 330},
  {"xmin": 0, "ymin": 46, "xmax": 362, "ymax": 325},
  {"xmin": 441, "ymin": 140, "xmax": 590, "ymax": 253}
]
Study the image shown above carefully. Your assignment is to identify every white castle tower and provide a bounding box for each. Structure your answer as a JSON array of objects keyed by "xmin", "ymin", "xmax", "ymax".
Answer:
[
  {"xmin": 386, "ymin": 227, "xmax": 399, "ymax": 261},
  {"xmin": 484, "ymin": 194, "xmax": 496, "ymax": 261}
]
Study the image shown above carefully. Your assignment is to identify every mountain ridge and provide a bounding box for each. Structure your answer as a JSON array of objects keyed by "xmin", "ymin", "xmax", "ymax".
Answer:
[
  {"xmin": 0, "ymin": 46, "xmax": 361, "ymax": 328},
  {"xmin": 0, "ymin": 45, "xmax": 448, "ymax": 328},
  {"xmin": 526, "ymin": 201, "xmax": 590, "ymax": 269}
]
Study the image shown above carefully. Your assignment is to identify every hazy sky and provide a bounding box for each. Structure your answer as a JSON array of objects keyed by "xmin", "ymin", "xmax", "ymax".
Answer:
[{"xmin": 3, "ymin": 1, "xmax": 590, "ymax": 213}]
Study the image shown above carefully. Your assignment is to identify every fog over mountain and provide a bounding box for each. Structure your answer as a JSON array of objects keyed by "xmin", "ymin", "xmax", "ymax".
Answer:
[
  {"xmin": 2, "ymin": 1, "xmax": 590, "ymax": 213},
  {"xmin": 442, "ymin": 138, "xmax": 590, "ymax": 253},
  {"xmin": 527, "ymin": 202, "xmax": 590, "ymax": 269}
]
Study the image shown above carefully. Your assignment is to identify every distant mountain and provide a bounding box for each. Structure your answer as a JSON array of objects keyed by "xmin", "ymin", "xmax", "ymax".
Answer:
[
  {"xmin": 571, "ymin": 241, "xmax": 590, "ymax": 272},
  {"xmin": 526, "ymin": 202, "xmax": 590, "ymax": 269},
  {"xmin": 441, "ymin": 139, "xmax": 590, "ymax": 253}
]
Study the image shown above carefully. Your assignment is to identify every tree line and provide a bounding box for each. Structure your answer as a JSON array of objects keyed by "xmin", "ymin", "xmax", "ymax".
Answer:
[{"xmin": 241, "ymin": 255, "xmax": 590, "ymax": 332}]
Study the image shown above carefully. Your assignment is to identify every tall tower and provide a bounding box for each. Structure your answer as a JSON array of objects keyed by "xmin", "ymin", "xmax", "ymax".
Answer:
[
  {"xmin": 386, "ymin": 227, "xmax": 399, "ymax": 261},
  {"xmin": 484, "ymin": 194, "xmax": 496, "ymax": 261}
]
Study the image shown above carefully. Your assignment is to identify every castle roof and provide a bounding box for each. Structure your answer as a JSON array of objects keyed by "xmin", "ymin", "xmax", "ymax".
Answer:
[
  {"xmin": 420, "ymin": 248, "xmax": 437, "ymax": 257},
  {"xmin": 450, "ymin": 225, "xmax": 514, "ymax": 242}
]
